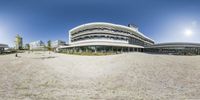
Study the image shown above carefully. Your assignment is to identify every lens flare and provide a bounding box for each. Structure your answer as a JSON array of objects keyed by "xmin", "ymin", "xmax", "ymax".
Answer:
[{"xmin": 184, "ymin": 29, "xmax": 193, "ymax": 36}]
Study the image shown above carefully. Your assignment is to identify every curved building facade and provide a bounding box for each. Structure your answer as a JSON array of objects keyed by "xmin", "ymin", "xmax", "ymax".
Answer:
[{"xmin": 59, "ymin": 22, "xmax": 154, "ymax": 53}]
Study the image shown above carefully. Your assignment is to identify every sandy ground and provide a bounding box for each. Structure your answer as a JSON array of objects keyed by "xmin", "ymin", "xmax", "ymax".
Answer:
[{"xmin": 0, "ymin": 51, "xmax": 200, "ymax": 100}]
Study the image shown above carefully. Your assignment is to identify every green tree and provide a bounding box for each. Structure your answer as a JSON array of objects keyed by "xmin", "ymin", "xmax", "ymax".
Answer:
[
  {"xmin": 25, "ymin": 44, "xmax": 30, "ymax": 50},
  {"xmin": 47, "ymin": 40, "xmax": 52, "ymax": 51}
]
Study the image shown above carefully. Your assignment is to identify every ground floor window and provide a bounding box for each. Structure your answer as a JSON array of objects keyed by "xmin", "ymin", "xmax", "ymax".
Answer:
[{"xmin": 59, "ymin": 46, "xmax": 143, "ymax": 54}]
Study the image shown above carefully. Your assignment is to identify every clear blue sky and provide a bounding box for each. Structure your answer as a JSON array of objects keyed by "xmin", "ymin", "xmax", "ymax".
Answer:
[{"xmin": 0, "ymin": 0, "xmax": 200, "ymax": 46}]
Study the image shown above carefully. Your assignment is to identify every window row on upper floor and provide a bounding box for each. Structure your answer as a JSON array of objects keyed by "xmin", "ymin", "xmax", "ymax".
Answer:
[
  {"xmin": 71, "ymin": 35, "xmax": 128, "ymax": 43},
  {"xmin": 72, "ymin": 33, "xmax": 153, "ymax": 45},
  {"xmin": 71, "ymin": 27, "xmax": 153, "ymax": 43},
  {"xmin": 71, "ymin": 34, "xmax": 152, "ymax": 46}
]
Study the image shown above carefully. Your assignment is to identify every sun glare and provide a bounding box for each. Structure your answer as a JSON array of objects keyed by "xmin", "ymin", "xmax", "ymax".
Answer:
[{"xmin": 184, "ymin": 29, "xmax": 193, "ymax": 36}]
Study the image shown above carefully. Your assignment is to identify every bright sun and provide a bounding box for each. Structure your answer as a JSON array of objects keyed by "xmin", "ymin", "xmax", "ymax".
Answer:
[{"xmin": 184, "ymin": 29, "xmax": 193, "ymax": 36}]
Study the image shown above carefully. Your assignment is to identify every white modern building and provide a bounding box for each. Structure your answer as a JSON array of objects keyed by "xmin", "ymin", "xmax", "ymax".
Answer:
[
  {"xmin": 29, "ymin": 40, "xmax": 46, "ymax": 51},
  {"xmin": 51, "ymin": 40, "xmax": 66, "ymax": 48},
  {"xmin": 0, "ymin": 44, "xmax": 9, "ymax": 54},
  {"xmin": 59, "ymin": 22, "xmax": 154, "ymax": 53},
  {"xmin": 145, "ymin": 42, "xmax": 200, "ymax": 55}
]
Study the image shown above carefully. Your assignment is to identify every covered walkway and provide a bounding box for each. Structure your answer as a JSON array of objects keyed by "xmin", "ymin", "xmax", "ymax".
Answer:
[{"xmin": 58, "ymin": 42, "xmax": 144, "ymax": 53}]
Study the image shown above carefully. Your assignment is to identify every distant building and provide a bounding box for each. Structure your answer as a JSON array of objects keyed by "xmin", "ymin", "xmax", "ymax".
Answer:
[
  {"xmin": 51, "ymin": 40, "xmax": 66, "ymax": 48},
  {"xmin": 29, "ymin": 40, "xmax": 46, "ymax": 51},
  {"xmin": 15, "ymin": 34, "xmax": 23, "ymax": 50},
  {"xmin": 0, "ymin": 43, "xmax": 9, "ymax": 54}
]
